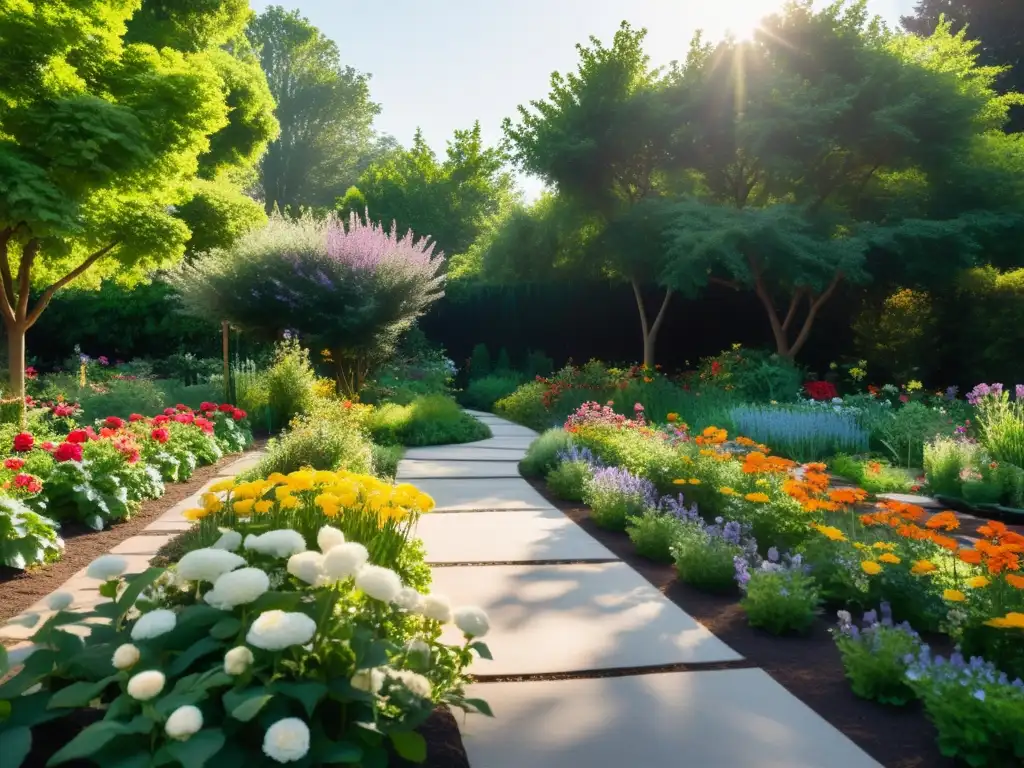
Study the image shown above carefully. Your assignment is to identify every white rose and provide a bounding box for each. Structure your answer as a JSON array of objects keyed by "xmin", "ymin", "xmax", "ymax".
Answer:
[
  {"xmin": 224, "ymin": 646, "xmax": 254, "ymax": 675},
  {"xmin": 246, "ymin": 610, "xmax": 317, "ymax": 651},
  {"xmin": 176, "ymin": 548, "xmax": 246, "ymax": 583},
  {"xmin": 165, "ymin": 705, "xmax": 203, "ymax": 740},
  {"xmin": 322, "ymin": 542, "xmax": 368, "ymax": 580},
  {"xmin": 418, "ymin": 594, "xmax": 452, "ymax": 623},
  {"xmin": 393, "ymin": 587, "xmax": 422, "ymax": 611},
  {"xmin": 245, "ymin": 530, "xmax": 306, "ymax": 559},
  {"xmin": 286, "ymin": 551, "xmax": 324, "ymax": 585},
  {"xmin": 453, "ymin": 606, "xmax": 490, "ymax": 638},
  {"xmin": 317, "ymin": 525, "xmax": 345, "ymax": 553},
  {"xmin": 205, "ymin": 567, "xmax": 270, "ymax": 610},
  {"xmin": 350, "ymin": 667, "xmax": 385, "ymax": 693},
  {"xmin": 126, "ymin": 670, "xmax": 165, "ymax": 701},
  {"xmin": 47, "ymin": 592, "xmax": 74, "ymax": 611},
  {"xmin": 263, "ymin": 717, "xmax": 310, "ymax": 763},
  {"xmin": 391, "ymin": 669, "xmax": 432, "ymax": 699},
  {"xmin": 112, "ymin": 643, "xmax": 141, "ymax": 670},
  {"xmin": 213, "ymin": 529, "xmax": 243, "ymax": 551},
  {"xmin": 354, "ymin": 565, "xmax": 402, "ymax": 603},
  {"xmin": 130, "ymin": 609, "xmax": 176, "ymax": 641},
  {"xmin": 86, "ymin": 555, "xmax": 127, "ymax": 581}
]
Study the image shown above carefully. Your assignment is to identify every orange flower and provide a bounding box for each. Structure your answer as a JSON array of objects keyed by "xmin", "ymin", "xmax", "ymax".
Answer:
[
  {"xmin": 878, "ymin": 553, "xmax": 901, "ymax": 564},
  {"xmin": 929, "ymin": 533, "xmax": 960, "ymax": 552},
  {"xmin": 735, "ymin": 436, "xmax": 757, "ymax": 447},
  {"xmin": 667, "ymin": 413, "xmax": 679, "ymax": 423},
  {"xmin": 926, "ymin": 511, "xmax": 960, "ymax": 532},
  {"xmin": 984, "ymin": 612, "xmax": 1024, "ymax": 629},
  {"xmin": 1006, "ymin": 573, "xmax": 1024, "ymax": 589},
  {"xmin": 803, "ymin": 498, "xmax": 840, "ymax": 513},
  {"xmin": 861, "ymin": 561, "xmax": 882, "ymax": 575},
  {"xmin": 744, "ymin": 492, "xmax": 771, "ymax": 503},
  {"xmin": 911, "ymin": 560, "xmax": 937, "ymax": 575},
  {"xmin": 959, "ymin": 549, "xmax": 984, "ymax": 565},
  {"xmin": 895, "ymin": 524, "xmax": 930, "ymax": 541},
  {"xmin": 978, "ymin": 520, "xmax": 1007, "ymax": 539},
  {"xmin": 985, "ymin": 548, "xmax": 1020, "ymax": 575},
  {"xmin": 866, "ymin": 461, "xmax": 882, "ymax": 475},
  {"xmin": 828, "ymin": 488, "xmax": 868, "ymax": 505},
  {"xmin": 805, "ymin": 462, "xmax": 828, "ymax": 473}
]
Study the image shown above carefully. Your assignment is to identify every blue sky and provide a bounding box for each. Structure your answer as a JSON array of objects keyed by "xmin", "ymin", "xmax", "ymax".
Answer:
[{"xmin": 252, "ymin": 1, "xmax": 918, "ymax": 199}]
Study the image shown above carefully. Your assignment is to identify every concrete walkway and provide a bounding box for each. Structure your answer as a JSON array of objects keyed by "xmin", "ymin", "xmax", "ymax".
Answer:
[{"xmin": 405, "ymin": 410, "xmax": 882, "ymax": 768}]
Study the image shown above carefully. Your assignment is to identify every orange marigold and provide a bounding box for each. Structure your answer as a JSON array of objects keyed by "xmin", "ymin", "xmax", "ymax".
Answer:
[
  {"xmin": 925, "ymin": 511, "xmax": 960, "ymax": 532},
  {"xmin": 828, "ymin": 488, "xmax": 868, "ymax": 505},
  {"xmin": 985, "ymin": 548, "xmax": 1021, "ymax": 575},
  {"xmin": 744, "ymin": 492, "xmax": 771, "ymax": 503},
  {"xmin": 959, "ymin": 549, "xmax": 984, "ymax": 565},
  {"xmin": 1006, "ymin": 573, "xmax": 1024, "ymax": 589},
  {"xmin": 878, "ymin": 553, "xmax": 901, "ymax": 564},
  {"xmin": 929, "ymin": 533, "xmax": 960, "ymax": 552},
  {"xmin": 978, "ymin": 520, "xmax": 1007, "ymax": 539},
  {"xmin": 805, "ymin": 462, "xmax": 828, "ymax": 473}
]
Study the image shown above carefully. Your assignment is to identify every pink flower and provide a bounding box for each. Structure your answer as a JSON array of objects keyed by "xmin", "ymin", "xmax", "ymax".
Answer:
[
  {"xmin": 174, "ymin": 413, "xmax": 194, "ymax": 425},
  {"xmin": 97, "ymin": 356, "xmax": 109, "ymax": 366}
]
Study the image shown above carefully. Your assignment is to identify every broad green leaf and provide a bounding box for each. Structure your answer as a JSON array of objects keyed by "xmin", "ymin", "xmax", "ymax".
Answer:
[
  {"xmin": 359, "ymin": 743, "xmax": 388, "ymax": 768},
  {"xmin": 389, "ymin": 731, "xmax": 426, "ymax": 763},
  {"xmin": 46, "ymin": 716, "xmax": 152, "ymax": 765},
  {"xmin": 103, "ymin": 694, "xmax": 136, "ymax": 721},
  {"xmin": 247, "ymin": 591, "xmax": 303, "ymax": 613},
  {"xmin": 463, "ymin": 698, "xmax": 494, "ymax": 717},
  {"xmin": 209, "ymin": 617, "xmax": 241, "ymax": 640},
  {"xmin": 167, "ymin": 636, "xmax": 223, "ymax": 677},
  {"xmin": 223, "ymin": 687, "xmax": 273, "ymax": 722},
  {"xmin": 0, "ymin": 644, "xmax": 7, "ymax": 677},
  {"xmin": 469, "ymin": 641, "xmax": 492, "ymax": 660},
  {"xmin": 116, "ymin": 567, "xmax": 165, "ymax": 616},
  {"xmin": 271, "ymin": 681, "xmax": 326, "ymax": 718},
  {"xmin": 0, "ymin": 725, "xmax": 31, "ymax": 768},
  {"xmin": 47, "ymin": 675, "xmax": 117, "ymax": 709},
  {"xmin": 0, "ymin": 649, "xmax": 57, "ymax": 699},
  {"xmin": 319, "ymin": 739, "xmax": 362, "ymax": 764},
  {"xmin": 166, "ymin": 729, "xmax": 225, "ymax": 767}
]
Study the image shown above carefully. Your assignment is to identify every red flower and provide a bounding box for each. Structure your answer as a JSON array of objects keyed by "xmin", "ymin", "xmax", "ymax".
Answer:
[
  {"xmin": 13, "ymin": 432, "xmax": 34, "ymax": 452},
  {"xmin": 803, "ymin": 381, "xmax": 839, "ymax": 401},
  {"xmin": 41, "ymin": 441, "xmax": 55, "ymax": 452},
  {"xmin": 104, "ymin": 416, "xmax": 124, "ymax": 429},
  {"xmin": 25, "ymin": 366, "xmax": 37, "ymax": 380},
  {"xmin": 232, "ymin": 408, "xmax": 246, "ymax": 421},
  {"xmin": 150, "ymin": 428, "xmax": 170, "ymax": 444},
  {"xmin": 152, "ymin": 414, "xmax": 170, "ymax": 425},
  {"xmin": 14, "ymin": 473, "xmax": 42, "ymax": 493},
  {"xmin": 711, "ymin": 361, "xmax": 723, "ymax": 376},
  {"xmin": 163, "ymin": 407, "xmax": 176, "ymax": 416},
  {"xmin": 174, "ymin": 413, "xmax": 194, "ymax": 425},
  {"xmin": 218, "ymin": 403, "xmax": 234, "ymax": 413},
  {"xmin": 129, "ymin": 413, "xmax": 145, "ymax": 422},
  {"xmin": 343, "ymin": 400, "xmax": 353, "ymax": 409},
  {"xmin": 66, "ymin": 429, "xmax": 89, "ymax": 444},
  {"xmin": 54, "ymin": 442, "xmax": 83, "ymax": 462},
  {"xmin": 899, "ymin": 394, "xmax": 909, "ymax": 403},
  {"xmin": 52, "ymin": 404, "xmax": 76, "ymax": 418},
  {"xmin": 4, "ymin": 457, "xmax": 25, "ymax": 471},
  {"xmin": 194, "ymin": 417, "xmax": 215, "ymax": 434},
  {"xmin": 200, "ymin": 402, "xmax": 218, "ymax": 412},
  {"xmin": 176, "ymin": 403, "xmax": 191, "ymax": 413},
  {"xmin": 99, "ymin": 427, "xmax": 116, "ymax": 438}
]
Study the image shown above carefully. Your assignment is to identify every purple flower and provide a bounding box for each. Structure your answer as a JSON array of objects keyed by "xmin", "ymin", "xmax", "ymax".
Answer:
[
  {"xmin": 767, "ymin": 547, "xmax": 779, "ymax": 563},
  {"xmin": 1016, "ymin": 384, "xmax": 1024, "ymax": 401},
  {"xmin": 966, "ymin": 383, "xmax": 992, "ymax": 405},
  {"xmin": 944, "ymin": 385, "xmax": 959, "ymax": 401},
  {"xmin": 587, "ymin": 466, "xmax": 658, "ymax": 509},
  {"xmin": 327, "ymin": 211, "xmax": 442, "ymax": 273}
]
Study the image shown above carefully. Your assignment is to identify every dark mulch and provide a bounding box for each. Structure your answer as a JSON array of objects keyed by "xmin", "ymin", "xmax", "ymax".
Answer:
[
  {"xmin": 0, "ymin": 442, "xmax": 264, "ymax": 629},
  {"xmin": 525, "ymin": 475, "xmax": 953, "ymax": 768}
]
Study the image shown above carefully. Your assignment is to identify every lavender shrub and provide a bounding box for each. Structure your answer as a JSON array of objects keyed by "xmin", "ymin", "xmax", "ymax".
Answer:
[
  {"xmin": 831, "ymin": 603, "xmax": 922, "ymax": 705},
  {"xmin": 671, "ymin": 515, "xmax": 757, "ymax": 594},
  {"xmin": 734, "ymin": 549, "xmax": 821, "ymax": 635},
  {"xmin": 626, "ymin": 494, "xmax": 700, "ymax": 563},
  {"xmin": 582, "ymin": 466, "xmax": 658, "ymax": 530}
]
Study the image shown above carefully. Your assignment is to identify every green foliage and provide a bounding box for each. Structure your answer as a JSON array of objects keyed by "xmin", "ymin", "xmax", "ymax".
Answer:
[
  {"xmin": 75, "ymin": 379, "xmax": 166, "ymax": 424},
  {"xmin": 878, "ymin": 402, "xmax": 951, "ymax": 468},
  {"xmin": 545, "ymin": 460, "xmax": 591, "ymax": 502},
  {"xmin": 852, "ymin": 288, "xmax": 936, "ymax": 381},
  {"xmin": 833, "ymin": 617, "xmax": 921, "ymax": 705},
  {"xmin": 581, "ymin": 471, "xmax": 653, "ymax": 531},
  {"xmin": 739, "ymin": 568, "xmax": 821, "ymax": 635},
  {"xmin": 575, "ymin": 426, "xmax": 689, "ymax": 493},
  {"xmin": 494, "ymin": 381, "xmax": 552, "ymax": 431},
  {"xmin": 671, "ymin": 523, "xmax": 740, "ymax": 594},
  {"xmin": 367, "ymin": 395, "xmax": 490, "ymax": 447},
  {"xmin": 371, "ymin": 443, "xmax": 405, "ymax": 481},
  {"xmin": 265, "ymin": 340, "xmax": 317, "ymax": 432},
  {"xmin": 698, "ymin": 347, "xmax": 804, "ymax": 403},
  {"xmin": 468, "ymin": 343, "xmax": 491, "ymax": 379},
  {"xmin": 360, "ymin": 334, "xmax": 454, "ymax": 405},
  {"xmin": 0, "ymin": 497, "xmax": 63, "ymax": 570},
  {"xmin": 626, "ymin": 510, "xmax": 685, "ymax": 563},
  {"xmin": 519, "ymin": 429, "xmax": 574, "ymax": 477},
  {"xmin": 829, "ymin": 455, "xmax": 915, "ymax": 494},
  {"xmin": 460, "ymin": 374, "xmax": 523, "ymax": 412}
]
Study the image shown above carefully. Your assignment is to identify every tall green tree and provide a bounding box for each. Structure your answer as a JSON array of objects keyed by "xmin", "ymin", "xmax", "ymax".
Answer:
[
  {"xmin": 248, "ymin": 5, "xmax": 384, "ymax": 213},
  {"xmin": 0, "ymin": 0, "xmax": 278, "ymax": 408},
  {"xmin": 341, "ymin": 123, "xmax": 517, "ymax": 259},
  {"xmin": 661, "ymin": 1, "xmax": 1023, "ymax": 358},
  {"xmin": 902, "ymin": 0, "xmax": 1023, "ymax": 132},
  {"xmin": 502, "ymin": 22, "xmax": 689, "ymax": 366}
]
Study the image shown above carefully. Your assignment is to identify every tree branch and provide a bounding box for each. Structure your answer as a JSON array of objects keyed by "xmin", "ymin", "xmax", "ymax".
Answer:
[
  {"xmin": 26, "ymin": 241, "xmax": 119, "ymax": 327},
  {"xmin": 781, "ymin": 289, "xmax": 807, "ymax": 333},
  {"xmin": 649, "ymin": 288, "xmax": 673, "ymax": 339},
  {"xmin": 789, "ymin": 273, "xmax": 843, "ymax": 358},
  {"xmin": 631, "ymin": 278, "xmax": 650, "ymax": 340},
  {"xmin": 708, "ymin": 276, "xmax": 741, "ymax": 291},
  {"xmin": 0, "ymin": 228, "xmax": 17, "ymax": 317},
  {"xmin": 16, "ymin": 238, "xmax": 38, "ymax": 320}
]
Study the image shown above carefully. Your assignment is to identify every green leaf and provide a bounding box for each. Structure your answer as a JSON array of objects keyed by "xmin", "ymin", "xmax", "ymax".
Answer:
[
  {"xmin": 116, "ymin": 567, "xmax": 165, "ymax": 616},
  {"xmin": 248, "ymin": 591, "xmax": 303, "ymax": 613},
  {"xmin": 167, "ymin": 636, "xmax": 223, "ymax": 677},
  {"xmin": 223, "ymin": 687, "xmax": 273, "ymax": 722},
  {"xmin": 46, "ymin": 716, "xmax": 151, "ymax": 766},
  {"xmin": 0, "ymin": 649, "xmax": 56, "ymax": 699},
  {"xmin": 209, "ymin": 617, "xmax": 241, "ymax": 640},
  {"xmin": 47, "ymin": 675, "xmax": 118, "ymax": 709},
  {"xmin": 319, "ymin": 739, "xmax": 363, "ymax": 764},
  {"xmin": 0, "ymin": 725, "xmax": 31, "ymax": 768},
  {"xmin": 103, "ymin": 694, "xmax": 136, "ymax": 721},
  {"xmin": 360, "ymin": 743, "xmax": 388, "ymax": 768},
  {"xmin": 389, "ymin": 731, "xmax": 426, "ymax": 763},
  {"xmin": 0, "ymin": 645, "xmax": 7, "ymax": 677},
  {"xmin": 106, "ymin": 753, "xmax": 150, "ymax": 768},
  {"xmin": 463, "ymin": 697, "xmax": 494, "ymax": 717},
  {"xmin": 469, "ymin": 641, "xmax": 492, "ymax": 660},
  {"xmin": 271, "ymin": 681, "xmax": 326, "ymax": 718},
  {"xmin": 166, "ymin": 730, "xmax": 225, "ymax": 767}
]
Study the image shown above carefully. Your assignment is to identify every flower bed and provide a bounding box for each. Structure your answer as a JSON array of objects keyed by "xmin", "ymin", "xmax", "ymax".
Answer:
[
  {"xmin": 0, "ymin": 468, "xmax": 492, "ymax": 767},
  {"xmin": 0, "ymin": 401, "xmax": 252, "ymax": 570}
]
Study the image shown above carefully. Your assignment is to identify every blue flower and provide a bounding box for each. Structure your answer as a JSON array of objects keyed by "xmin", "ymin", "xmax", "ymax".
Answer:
[{"xmin": 972, "ymin": 689, "xmax": 986, "ymax": 702}]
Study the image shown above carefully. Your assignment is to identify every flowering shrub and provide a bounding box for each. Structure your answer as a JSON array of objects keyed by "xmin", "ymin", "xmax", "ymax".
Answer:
[
  {"xmin": 545, "ymin": 460, "xmax": 593, "ymax": 502},
  {"xmin": 626, "ymin": 494, "xmax": 698, "ymax": 562},
  {"xmin": 0, "ymin": 520, "xmax": 491, "ymax": 767},
  {"xmin": 804, "ymin": 380, "xmax": 839, "ymax": 401},
  {"xmin": 730, "ymin": 404, "xmax": 869, "ymax": 462},
  {"xmin": 582, "ymin": 466, "xmax": 658, "ymax": 530},
  {"xmin": 832, "ymin": 604, "xmax": 922, "ymax": 705},
  {"xmin": 905, "ymin": 647, "xmax": 1024, "ymax": 767},
  {"xmin": 966, "ymin": 382, "xmax": 1024, "ymax": 473},
  {"xmin": 564, "ymin": 400, "xmax": 646, "ymax": 432},
  {"xmin": 672, "ymin": 516, "xmax": 757, "ymax": 594},
  {"xmin": 735, "ymin": 550, "xmax": 821, "ymax": 635},
  {"xmin": 0, "ymin": 496, "xmax": 64, "ymax": 568},
  {"xmin": 519, "ymin": 428, "xmax": 575, "ymax": 477}
]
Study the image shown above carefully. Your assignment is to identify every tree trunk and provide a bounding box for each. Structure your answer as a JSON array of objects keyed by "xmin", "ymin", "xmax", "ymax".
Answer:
[
  {"xmin": 6, "ymin": 319, "xmax": 26, "ymax": 425},
  {"xmin": 751, "ymin": 274, "xmax": 842, "ymax": 359},
  {"xmin": 631, "ymin": 280, "xmax": 673, "ymax": 369},
  {"xmin": 221, "ymin": 321, "xmax": 231, "ymax": 403}
]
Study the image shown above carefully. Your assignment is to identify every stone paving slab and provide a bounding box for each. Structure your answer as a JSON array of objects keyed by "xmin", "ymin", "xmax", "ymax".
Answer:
[
  {"xmin": 484, "ymin": 424, "xmax": 539, "ymax": 438},
  {"xmin": 877, "ymin": 492, "xmax": 942, "ymax": 509},
  {"xmin": 144, "ymin": 518, "xmax": 194, "ymax": 532},
  {"xmin": 411, "ymin": 478, "xmax": 556, "ymax": 512},
  {"xmin": 216, "ymin": 452, "xmax": 264, "ymax": 476},
  {"xmin": 460, "ymin": 669, "xmax": 880, "ymax": 768},
  {"xmin": 462, "ymin": 436, "xmax": 536, "ymax": 450},
  {"xmin": 429, "ymin": 563, "xmax": 740, "ymax": 674},
  {"xmin": 108, "ymin": 534, "xmax": 177, "ymax": 556},
  {"xmin": 402, "ymin": 446, "xmax": 527, "ymax": 461},
  {"xmin": 397, "ymin": 460, "xmax": 522, "ymax": 479},
  {"xmin": 415, "ymin": 509, "xmax": 616, "ymax": 564}
]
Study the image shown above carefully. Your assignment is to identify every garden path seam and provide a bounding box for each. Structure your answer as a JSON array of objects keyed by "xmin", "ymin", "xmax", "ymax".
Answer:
[{"xmin": 410, "ymin": 412, "xmax": 884, "ymax": 768}]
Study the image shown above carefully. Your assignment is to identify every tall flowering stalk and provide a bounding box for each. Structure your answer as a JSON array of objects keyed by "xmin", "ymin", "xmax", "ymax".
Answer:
[{"xmin": 967, "ymin": 382, "xmax": 1024, "ymax": 469}]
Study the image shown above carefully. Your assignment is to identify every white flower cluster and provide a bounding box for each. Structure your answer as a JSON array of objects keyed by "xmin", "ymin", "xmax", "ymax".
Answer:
[
  {"xmin": 204, "ymin": 567, "xmax": 270, "ymax": 610},
  {"xmin": 246, "ymin": 609, "xmax": 317, "ymax": 651},
  {"xmin": 177, "ymin": 548, "xmax": 245, "ymax": 583},
  {"xmin": 263, "ymin": 718, "xmax": 310, "ymax": 763},
  {"xmin": 245, "ymin": 530, "xmax": 306, "ymax": 558}
]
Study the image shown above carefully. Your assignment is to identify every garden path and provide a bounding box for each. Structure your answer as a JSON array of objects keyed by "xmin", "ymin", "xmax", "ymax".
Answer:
[{"xmin": 405, "ymin": 411, "xmax": 883, "ymax": 768}]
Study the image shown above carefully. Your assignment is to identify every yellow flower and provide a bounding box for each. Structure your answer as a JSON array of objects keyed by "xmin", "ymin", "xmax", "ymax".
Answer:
[
  {"xmin": 853, "ymin": 542, "xmax": 868, "ymax": 551},
  {"xmin": 208, "ymin": 478, "xmax": 235, "ymax": 493},
  {"xmin": 878, "ymin": 553, "xmax": 901, "ymax": 564},
  {"xmin": 906, "ymin": 380, "xmax": 923, "ymax": 392},
  {"xmin": 274, "ymin": 485, "xmax": 293, "ymax": 502},
  {"xmin": 754, "ymin": 478, "xmax": 769, "ymax": 487},
  {"xmin": 286, "ymin": 470, "xmax": 315, "ymax": 491},
  {"xmin": 688, "ymin": 478, "xmax": 701, "ymax": 486},
  {"xmin": 182, "ymin": 507, "xmax": 208, "ymax": 522},
  {"xmin": 744, "ymin": 492, "xmax": 770, "ymax": 503},
  {"xmin": 719, "ymin": 487, "xmax": 736, "ymax": 496},
  {"xmin": 872, "ymin": 542, "xmax": 896, "ymax": 551},
  {"xmin": 965, "ymin": 576, "xmax": 990, "ymax": 589},
  {"xmin": 943, "ymin": 589, "xmax": 966, "ymax": 602},
  {"xmin": 812, "ymin": 524, "xmax": 846, "ymax": 542},
  {"xmin": 911, "ymin": 559, "xmax": 937, "ymax": 575},
  {"xmin": 267, "ymin": 472, "xmax": 288, "ymax": 486},
  {"xmin": 254, "ymin": 500, "xmax": 274, "ymax": 515},
  {"xmin": 829, "ymin": 362, "xmax": 838, "ymax": 370},
  {"xmin": 233, "ymin": 499, "xmax": 255, "ymax": 517},
  {"xmin": 414, "ymin": 492, "xmax": 435, "ymax": 512},
  {"xmin": 313, "ymin": 470, "xmax": 337, "ymax": 486},
  {"xmin": 201, "ymin": 492, "xmax": 223, "ymax": 513},
  {"xmin": 984, "ymin": 612, "xmax": 1024, "ymax": 629},
  {"xmin": 279, "ymin": 496, "xmax": 299, "ymax": 510},
  {"xmin": 861, "ymin": 561, "xmax": 882, "ymax": 575},
  {"xmin": 316, "ymin": 493, "xmax": 342, "ymax": 517}
]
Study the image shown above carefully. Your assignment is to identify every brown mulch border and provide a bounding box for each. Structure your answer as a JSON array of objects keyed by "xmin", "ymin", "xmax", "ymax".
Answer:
[
  {"xmin": 525, "ymin": 475, "xmax": 953, "ymax": 768},
  {"xmin": 0, "ymin": 441, "xmax": 264, "ymax": 629}
]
